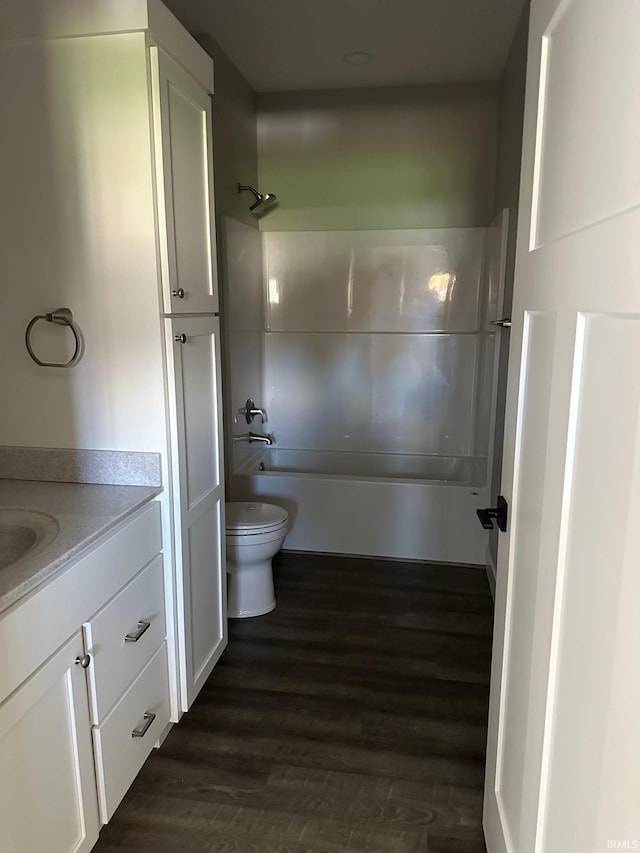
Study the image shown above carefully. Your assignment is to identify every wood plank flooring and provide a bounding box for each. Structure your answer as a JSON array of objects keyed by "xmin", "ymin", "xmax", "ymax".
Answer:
[{"xmin": 94, "ymin": 552, "xmax": 493, "ymax": 853}]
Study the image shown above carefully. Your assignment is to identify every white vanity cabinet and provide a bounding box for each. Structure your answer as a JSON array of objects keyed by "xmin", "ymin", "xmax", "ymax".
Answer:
[
  {"xmin": 0, "ymin": 634, "xmax": 100, "ymax": 853},
  {"xmin": 155, "ymin": 52, "xmax": 229, "ymax": 708},
  {"xmin": 85, "ymin": 555, "xmax": 167, "ymax": 725},
  {"xmin": 92, "ymin": 641, "xmax": 171, "ymax": 822},
  {"xmin": 0, "ymin": 500, "xmax": 167, "ymax": 850},
  {"xmin": 166, "ymin": 316, "xmax": 227, "ymax": 708},
  {"xmin": 150, "ymin": 22, "xmax": 227, "ymax": 712},
  {"xmin": 150, "ymin": 37, "xmax": 227, "ymax": 711},
  {"xmin": 151, "ymin": 46, "xmax": 219, "ymax": 315},
  {"xmin": 84, "ymin": 553, "xmax": 171, "ymax": 823}
]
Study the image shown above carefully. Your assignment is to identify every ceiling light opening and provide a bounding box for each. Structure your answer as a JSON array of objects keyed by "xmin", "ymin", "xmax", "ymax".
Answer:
[{"xmin": 342, "ymin": 51, "xmax": 375, "ymax": 66}]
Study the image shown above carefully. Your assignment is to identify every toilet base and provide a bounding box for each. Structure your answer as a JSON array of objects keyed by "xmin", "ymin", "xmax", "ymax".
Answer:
[
  {"xmin": 228, "ymin": 598, "xmax": 276, "ymax": 619},
  {"xmin": 227, "ymin": 557, "xmax": 276, "ymax": 619}
]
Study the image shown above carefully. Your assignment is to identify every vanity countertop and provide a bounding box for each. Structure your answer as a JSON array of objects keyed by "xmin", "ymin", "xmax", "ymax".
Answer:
[{"xmin": 0, "ymin": 479, "xmax": 162, "ymax": 616}]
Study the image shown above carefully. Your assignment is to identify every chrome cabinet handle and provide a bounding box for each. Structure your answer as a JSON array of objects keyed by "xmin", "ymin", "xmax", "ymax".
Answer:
[
  {"xmin": 75, "ymin": 654, "xmax": 91, "ymax": 669},
  {"xmin": 490, "ymin": 318, "xmax": 512, "ymax": 328},
  {"xmin": 174, "ymin": 333, "xmax": 187, "ymax": 343},
  {"xmin": 124, "ymin": 620, "xmax": 151, "ymax": 643},
  {"xmin": 131, "ymin": 712, "xmax": 156, "ymax": 738},
  {"xmin": 172, "ymin": 288, "xmax": 185, "ymax": 299}
]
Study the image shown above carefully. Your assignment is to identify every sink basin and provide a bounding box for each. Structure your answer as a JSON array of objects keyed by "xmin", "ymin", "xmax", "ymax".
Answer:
[{"xmin": 0, "ymin": 508, "xmax": 60, "ymax": 570}]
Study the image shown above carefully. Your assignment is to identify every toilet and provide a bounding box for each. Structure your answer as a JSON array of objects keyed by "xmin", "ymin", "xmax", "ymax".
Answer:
[{"xmin": 225, "ymin": 502, "xmax": 289, "ymax": 618}]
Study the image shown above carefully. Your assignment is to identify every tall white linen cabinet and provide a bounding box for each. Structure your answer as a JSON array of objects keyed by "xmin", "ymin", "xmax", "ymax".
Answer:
[{"xmin": 0, "ymin": 0, "xmax": 227, "ymax": 722}]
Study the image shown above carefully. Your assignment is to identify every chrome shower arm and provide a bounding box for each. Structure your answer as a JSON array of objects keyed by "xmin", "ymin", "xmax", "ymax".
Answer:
[{"xmin": 237, "ymin": 183, "xmax": 261, "ymax": 202}]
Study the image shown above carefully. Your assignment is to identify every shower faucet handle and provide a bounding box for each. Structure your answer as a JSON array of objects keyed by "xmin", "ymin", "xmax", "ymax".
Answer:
[{"xmin": 234, "ymin": 398, "xmax": 267, "ymax": 424}]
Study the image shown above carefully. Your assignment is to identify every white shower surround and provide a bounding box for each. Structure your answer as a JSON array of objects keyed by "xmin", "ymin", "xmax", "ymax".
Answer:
[
  {"xmin": 224, "ymin": 215, "xmax": 508, "ymax": 564},
  {"xmin": 263, "ymin": 227, "xmax": 487, "ymax": 457}
]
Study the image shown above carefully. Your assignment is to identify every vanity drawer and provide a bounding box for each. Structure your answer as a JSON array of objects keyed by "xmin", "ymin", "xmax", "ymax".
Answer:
[
  {"xmin": 85, "ymin": 554, "xmax": 165, "ymax": 723},
  {"xmin": 93, "ymin": 641, "xmax": 170, "ymax": 824}
]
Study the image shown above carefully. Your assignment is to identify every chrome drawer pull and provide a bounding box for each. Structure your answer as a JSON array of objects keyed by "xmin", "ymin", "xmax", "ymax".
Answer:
[
  {"xmin": 131, "ymin": 712, "xmax": 156, "ymax": 738},
  {"xmin": 124, "ymin": 620, "xmax": 151, "ymax": 643}
]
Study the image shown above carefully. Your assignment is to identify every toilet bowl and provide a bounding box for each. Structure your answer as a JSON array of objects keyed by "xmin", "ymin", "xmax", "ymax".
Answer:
[{"xmin": 225, "ymin": 502, "xmax": 288, "ymax": 618}]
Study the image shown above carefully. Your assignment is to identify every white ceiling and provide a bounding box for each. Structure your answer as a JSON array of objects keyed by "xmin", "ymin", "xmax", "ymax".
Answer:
[{"xmin": 163, "ymin": 0, "xmax": 528, "ymax": 92}]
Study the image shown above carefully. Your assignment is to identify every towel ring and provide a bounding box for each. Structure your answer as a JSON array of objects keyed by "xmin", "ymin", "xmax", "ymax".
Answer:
[{"xmin": 25, "ymin": 308, "xmax": 82, "ymax": 368}]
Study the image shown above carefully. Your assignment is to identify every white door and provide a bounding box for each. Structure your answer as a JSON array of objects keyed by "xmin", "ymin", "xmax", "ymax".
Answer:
[
  {"xmin": 484, "ymin": 1, "xmax": 640, "ymax": 851},
  {"xmin": 166, "ymin": 315, "xmax": 227, "ymax": 711},
  {"xmin": 0, "ymin": 634, "xmax": 100, "ymax": 853},
  {"xmin": 150, "ymin": 46, "xmax": 219, "ymax": 315}
]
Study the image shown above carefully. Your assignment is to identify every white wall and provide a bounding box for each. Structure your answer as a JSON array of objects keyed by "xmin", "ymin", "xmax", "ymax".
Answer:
[
  {"xmin": 0, "ymin": 33, "xmax": 167, "ymax": 453},
  {"xmin": 220, "ymin": 217, "xmax": 264, "ymax": 470},
  {"xmin": 198, "ymin": 34, "xmax": 258, "ymax": 230},
  {"xmin": 257, "ymin": 83, "xmax": 500, "ymax": 231},
  {"xmin": 197, "ymin": 36, "xmax": 262, "ymax": 481}
]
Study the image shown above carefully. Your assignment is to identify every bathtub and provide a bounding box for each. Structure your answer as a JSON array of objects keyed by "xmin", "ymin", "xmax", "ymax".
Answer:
[{"xmin": 230, "ymin": 449, "xmax": 490, "ymax": 564}]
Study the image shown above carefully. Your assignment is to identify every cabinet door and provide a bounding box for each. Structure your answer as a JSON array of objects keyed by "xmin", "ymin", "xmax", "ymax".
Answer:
[
  {"xmin": 0, "ymin": 634, "xmax": 99, "ymax": 853},
  {"xmin": 150, "ymin": 46, "xmax": 219, "ymax": 315},
  {"xmin": 166, "ymin": 315, "xmax": 227, "ymax": 710}
]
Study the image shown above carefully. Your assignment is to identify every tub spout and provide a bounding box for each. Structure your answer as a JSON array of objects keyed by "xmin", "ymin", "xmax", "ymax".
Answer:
[
  {"xmin": 249, "ymin": 432, "xmax": 275, "ymax": 445},
  {"xmin": 234, "ymin": 431, "xmax": 275, "ymax": 445}
]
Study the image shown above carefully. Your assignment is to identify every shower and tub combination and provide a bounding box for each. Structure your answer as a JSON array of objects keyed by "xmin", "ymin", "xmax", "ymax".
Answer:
[{"xmin": 222, "ymin": 210, "xmax": 509, "ymax": 567}]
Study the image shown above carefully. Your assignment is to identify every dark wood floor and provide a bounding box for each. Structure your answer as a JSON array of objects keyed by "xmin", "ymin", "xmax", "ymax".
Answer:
[{"xmin": 95, "ymin": 552, "xmax": 494, "ymax": 853}]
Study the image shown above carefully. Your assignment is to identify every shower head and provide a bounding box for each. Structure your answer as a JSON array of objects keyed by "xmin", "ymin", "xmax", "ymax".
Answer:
[{"xmin": 237, "ymin": 183, "xmax": 278, "ymax": 216}]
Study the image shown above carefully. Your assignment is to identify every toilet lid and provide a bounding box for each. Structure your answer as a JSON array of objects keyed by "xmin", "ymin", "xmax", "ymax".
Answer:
[{"xmin": 225, "ymin": 502, "xmax": 288, "ymax": 533}]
